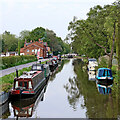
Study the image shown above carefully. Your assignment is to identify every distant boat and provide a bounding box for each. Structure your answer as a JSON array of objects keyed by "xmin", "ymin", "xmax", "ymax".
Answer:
[
  {"xmin": 96, "ymin": 68, "xmax": 113, "ymax": 85},
  {"xmin": 31, "ymin": 63, "xmax": 50, "ymax": 80},
  {"xmin": 47, "ymin": 59, "xmax": 58, "ymax": 72},
  {"xmin": 88, "ymin": 58, "xmax": 98, "ymax": 71}
]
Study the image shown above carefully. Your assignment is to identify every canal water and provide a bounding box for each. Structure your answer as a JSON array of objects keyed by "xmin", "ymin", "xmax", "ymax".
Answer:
[{"xmin": 1, "ymin": 59, "xmax": 120, "ymax": 119}]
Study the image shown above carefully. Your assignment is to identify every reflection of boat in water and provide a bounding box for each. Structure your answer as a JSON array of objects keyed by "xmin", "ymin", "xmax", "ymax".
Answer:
[
  {"xmin": 96, "ymin": 82, "xmax": 112, "ymax": 95},
  {"xmin": 96, "ymin": 68, "xmax": 113, "ymax": 85},
  {"xmin": 11, "ymin": 83, "xmax": 47, "ymax": 118},
  {"xmin": 88, "ymin": 71, "xmax": 96, "ymax": 81}
]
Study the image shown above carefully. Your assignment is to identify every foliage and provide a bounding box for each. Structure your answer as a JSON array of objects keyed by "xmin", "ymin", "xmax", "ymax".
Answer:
[
  {"xmin": 1, "ymin": 55, "xmax": 36, "ymax": 69},
  {"xmin": 19, "ymin": 27, "xmax": 70, "ymax": 55},
  {"xmin": 67, "ymin": 2, "xmax": 119, "ymax": 68},
  {"xmin": 0, "ymin": 31, "xmax": 18, "ymax": 52},
  {"xmin": 0, "ymin": 66, "xmax": 31, "ymax": 92}
]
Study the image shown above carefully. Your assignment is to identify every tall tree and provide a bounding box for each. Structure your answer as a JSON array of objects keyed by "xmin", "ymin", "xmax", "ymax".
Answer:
[{"xmin": 2, "ymin": 31, "xmax": 18, "ymax": 52}]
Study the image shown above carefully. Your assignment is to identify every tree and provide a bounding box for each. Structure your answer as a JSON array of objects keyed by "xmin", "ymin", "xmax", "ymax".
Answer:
[
  {"xmin": 2, "ymin": 31, "xmax": 18, "ymax": 52},
  {"xmin": 67, "ymin": 4, "xmax": 119, "ymax": 68}
]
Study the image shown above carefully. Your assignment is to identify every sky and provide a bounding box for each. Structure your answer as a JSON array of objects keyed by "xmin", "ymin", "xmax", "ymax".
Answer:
[{"xmin": 0, "ymin": 0, "xmax": 115, "ymax": 39}]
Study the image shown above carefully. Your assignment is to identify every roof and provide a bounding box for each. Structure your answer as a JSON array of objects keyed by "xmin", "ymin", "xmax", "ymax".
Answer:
[
  {"xmin": 98, "ymin": 68, "xmax": 111, "ymax": 70},
  {"xmin": 88, "ymin": 58, "xmax": 97, "ymax": 61}
]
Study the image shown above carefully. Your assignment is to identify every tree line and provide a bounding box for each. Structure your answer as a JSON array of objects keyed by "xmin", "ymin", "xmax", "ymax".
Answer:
[
  {"xmin": 67, "ymin": 0, "xmax": 120, "ymax": 69},
  {"xmin": 0, "ymin": 27, "xmax": 70, "ymax": 55}
]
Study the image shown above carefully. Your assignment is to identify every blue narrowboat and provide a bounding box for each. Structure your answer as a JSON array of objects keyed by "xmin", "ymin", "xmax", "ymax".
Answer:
[{"xmin": 96, "ymin": 68, "xmax": 113, "ymax": 85}]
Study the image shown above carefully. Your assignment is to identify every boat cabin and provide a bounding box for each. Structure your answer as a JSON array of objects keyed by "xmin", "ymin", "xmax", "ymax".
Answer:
[{"xmin": 96, "ymin": 68, "xmax": 113, "ymax": 85}]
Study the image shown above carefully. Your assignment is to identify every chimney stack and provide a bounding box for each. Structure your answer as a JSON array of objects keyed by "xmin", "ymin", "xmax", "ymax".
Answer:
[
  {"xmin": 39, "ymin": 39, "xmax": 41, "ymax": 42},
  {"xmin": 24, "ymin": 39, "xmax": 27, "ymax": 47}
]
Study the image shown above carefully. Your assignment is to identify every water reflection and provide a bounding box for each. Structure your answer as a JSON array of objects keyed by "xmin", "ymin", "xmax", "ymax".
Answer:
[
  {"xmin": 96, "ymin": 83, "xmax": 112, "ymax": 95},
  {"xmin": 88, "ymin": 71, "xmax": 96, "ymax": 81},
  {"xmin": 0, "ymin": 101, "xmax": 10, "ymax": 119},
  {"xmin": 72, "ymin": 59, "xmax": 118, "ymax": 118},
  {"xmin": 64, "ymin": 77, "xmax": 82, "ymax": 111},
  {"xmin": 49, "ymin": 59, "xmax": 70, "ymax": 81},
  {"xmin": 11, "ymin": 83, "xmax": 47, "ymax": 119},
  {"xmin": 64, "ymin": 59, "xmax": 86, "ymax": 111}
]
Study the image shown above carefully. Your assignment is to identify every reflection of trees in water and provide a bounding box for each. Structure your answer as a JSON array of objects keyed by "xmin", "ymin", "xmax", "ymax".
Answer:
[
  {"xmin": 65, "ymin": 59, "xmax": 119, "ymax": 118},
  {"xmin": 64, "ymin": 59, "xmax": 87, "ymax": 110},
  {"xmin": 0, "ymin": 101, "xmax": 10, "ymax": 119},
  {"xmin": 64, "ymin": 77, "xmax": 81, "ymax": 110},
  {"xmin": 50, "ymin": 59, "xmax": 70, "ymax": 82}
]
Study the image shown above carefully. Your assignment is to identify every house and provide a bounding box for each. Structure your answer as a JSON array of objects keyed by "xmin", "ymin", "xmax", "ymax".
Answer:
[
  {"xmin": 20, "ymin": 39, "xmax": 48, "ymax": 58},
  {"xmin": 0, "ymin": 52, "xmax": 18, "ymax": 57}
]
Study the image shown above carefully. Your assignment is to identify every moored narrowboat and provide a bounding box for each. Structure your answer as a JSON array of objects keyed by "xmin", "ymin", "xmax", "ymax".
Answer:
[
  {"xmin": 47, "ymin": 59, "xmax": 58, "ymax": 72},
  {"xmin": 96, "ymin": 68, "xmax": 113, "ymax": 85},
  {"xmin": 87, "ymin": 58, "xmax": 98, "ymax": 71},
  {"xmin": 10, "ymin": 70, "xmax": 46, "ymax": 99},
  {"xmin": 31, "ymin": 63, "xmax": 50, "ymax": 79}
]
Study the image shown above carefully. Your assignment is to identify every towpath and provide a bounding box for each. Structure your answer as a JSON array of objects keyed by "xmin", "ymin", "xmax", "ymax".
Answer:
[{"xmin": 0, "ymin": 58, "xmax": 50, "ymax": 77}]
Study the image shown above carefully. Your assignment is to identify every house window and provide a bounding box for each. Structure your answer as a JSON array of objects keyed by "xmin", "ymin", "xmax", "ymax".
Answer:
[
  {"xmin": 32, "ymin": 50, "xmax": 34, "ymax": 52},
  {"xmin": 27, "ymin": 50, "xmax": 29, "ymax": 52}
]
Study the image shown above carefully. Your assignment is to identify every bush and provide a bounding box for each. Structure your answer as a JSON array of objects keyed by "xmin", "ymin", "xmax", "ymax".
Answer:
[{"xmin": 1, "ymin": 55, "xmax": 37, "ymax": 69}]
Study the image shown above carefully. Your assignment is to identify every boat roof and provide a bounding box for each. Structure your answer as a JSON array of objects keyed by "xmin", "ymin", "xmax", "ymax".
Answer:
[
  {"xmin": 98, "ymin": 68, "xmax": 111, "ymax": 70},
  {"xmin": 88, "ymin": 58, "xmax": 97, "ymax": 61},
  {"xmin": 19, "ymin": 71, "xmax": 41, "ymax": 79}
]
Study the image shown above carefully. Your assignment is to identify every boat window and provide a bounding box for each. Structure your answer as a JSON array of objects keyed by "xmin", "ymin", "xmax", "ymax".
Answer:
[
  {"xmin": 37, "ymin": 66, "xmax": 42, "ymax": 70},
  {"xmin": 108, "ymin": 70, "xmax": 112, "ymax": 77},
  {"xmin": 15, "ymin": 81, "xmax": 18, "ymax": 88},
  {"xmin": 19, "ymin": 81, "xmax": 23, "ymax": 87},
  {"xmin": 98, "ymin": 70, "xmax": 104, "ymax": 77},
  {"xmin": 32, "ymin": 65, "xmax": 41, "ymax": 70},
  {"xmin": 28, "ymin": 81, "xmax": 32, "ymax": 89},
  {"xmin": 98, "ymin": 69, "xmax": 112, "ymax": 77},
  {"xmin": 24, "ymin": 82, "xmax": 28, "ymax": 89}
]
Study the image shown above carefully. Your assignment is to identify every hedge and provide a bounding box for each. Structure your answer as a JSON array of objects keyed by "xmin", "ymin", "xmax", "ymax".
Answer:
[{"xmin": 1, "ymin": 55, "xmax": 37, "ymax": 69}]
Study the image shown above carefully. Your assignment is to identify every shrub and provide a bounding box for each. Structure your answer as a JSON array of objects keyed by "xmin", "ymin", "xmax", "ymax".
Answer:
[{"xmin": 1, "ymin": 55, "xmax": 37, "ymax": 69}]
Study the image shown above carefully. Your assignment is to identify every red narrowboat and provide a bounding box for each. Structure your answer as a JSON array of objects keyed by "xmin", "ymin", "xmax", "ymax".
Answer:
[{"xmin": 10, "ymin": 70, "xmax": 46, "ymax": 99}]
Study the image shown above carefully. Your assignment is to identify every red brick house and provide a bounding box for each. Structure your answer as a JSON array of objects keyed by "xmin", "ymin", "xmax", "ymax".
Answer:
[{"xmin": 20, "ymin": 39, "xmax": 48, "ymax": 58}]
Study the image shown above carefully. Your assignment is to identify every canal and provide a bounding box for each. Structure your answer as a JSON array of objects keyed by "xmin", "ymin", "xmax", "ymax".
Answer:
[{"xmin": 1, "ymin": 59, "xmax": 120, "ymax": 119}]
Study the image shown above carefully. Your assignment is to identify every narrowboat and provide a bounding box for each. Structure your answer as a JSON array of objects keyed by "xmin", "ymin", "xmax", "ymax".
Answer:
[
  {"xmin": 96, "ymin": 68, "xmax": 113, "ymax": 85},
  {"xmin": 10, "ymin": 69, "xmax": 46, "ymax": 99},
  {"xmin": 47, "ymin": 59, "xmax": 58, "ymax": 72},
  {"xmin": 87, "ymin": 58, "xmax": 98, "ymax": 71},
  {"xmin": 96, "ymin": 82, "xmax": 112, "ymax": 95},
  {"xmin": 31, "ymin": 63, "xmax": 50, "ymax": 80},
  {"xmin": 57, "ymin": 54, "xmax": 61, "ymax": 62}
]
